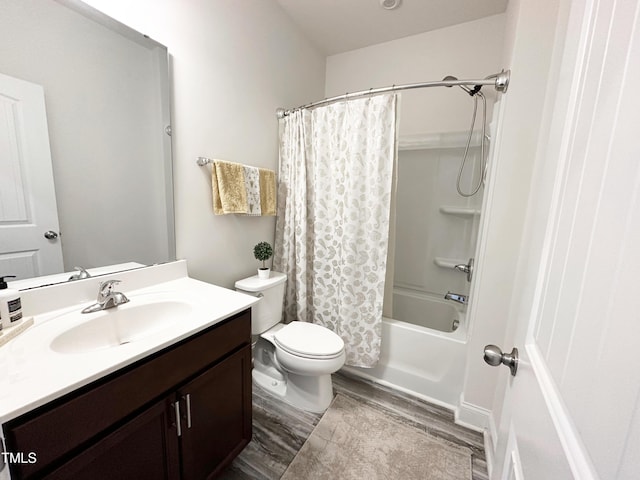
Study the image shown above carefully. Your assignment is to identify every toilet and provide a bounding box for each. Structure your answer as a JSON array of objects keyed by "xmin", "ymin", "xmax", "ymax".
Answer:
[{"xmin": 235, "ymin": 272, "xmax": 345, "ymax": 413}]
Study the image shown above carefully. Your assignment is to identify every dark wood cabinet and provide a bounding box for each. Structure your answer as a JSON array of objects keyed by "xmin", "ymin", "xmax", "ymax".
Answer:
[
  {"xmin": 3, "ymin": 309, "xmax": 252, "ymax": 480},
  {"xmin": 46, "ymin": 397, "xmax": 181, "ymax": 480},
  {"xmin": 179, "ymin": 347, "xmax": 252, "ymax": 480}
]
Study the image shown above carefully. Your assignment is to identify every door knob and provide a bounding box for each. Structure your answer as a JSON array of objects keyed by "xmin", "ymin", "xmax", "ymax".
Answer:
[
  {"xmin": 44, "ymin": 230, "xmax": 58, "ymax": 240},
  {"xmin": 483, "ymin": 344, "xmax": 518, "ymax": 376}
]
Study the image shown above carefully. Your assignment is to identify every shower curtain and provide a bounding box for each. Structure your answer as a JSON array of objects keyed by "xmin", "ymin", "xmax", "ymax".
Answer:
[{"xmin": 274, "ymin": 94, "xmax": 397, "ymax": 367}]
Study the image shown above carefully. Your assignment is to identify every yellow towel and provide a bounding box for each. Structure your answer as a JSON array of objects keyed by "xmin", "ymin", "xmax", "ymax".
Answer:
[
  {"xmin": 212, "ymin": 160, "xmax": 248, "ymax": 214},
  {"xmin": 259, "ymin": 168, "xmax": 277, "ymax": 216}
]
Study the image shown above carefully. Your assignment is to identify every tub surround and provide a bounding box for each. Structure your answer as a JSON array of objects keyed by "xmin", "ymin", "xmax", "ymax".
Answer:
[
  {"xmin": 0, "ymin": 260, "xmax": 259, "ymax": 424},
  {"xmin": 392, "ymin": 142, "xmax": 482, "ymax": 305}
]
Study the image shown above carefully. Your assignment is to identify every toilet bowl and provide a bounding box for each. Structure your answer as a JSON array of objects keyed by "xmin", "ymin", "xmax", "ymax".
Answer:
[{"xmin": 235, "ymin": 273, "xmax": 345, "ymax": 413}]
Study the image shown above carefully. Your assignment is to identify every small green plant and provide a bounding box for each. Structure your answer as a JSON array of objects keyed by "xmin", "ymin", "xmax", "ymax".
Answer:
[{"xmin": 253, "ymin": 241, "xmax": 273, "ymax": 269}]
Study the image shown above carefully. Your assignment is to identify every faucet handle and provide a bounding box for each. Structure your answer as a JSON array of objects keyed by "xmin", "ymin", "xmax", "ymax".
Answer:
[
  {"xmin": 68, "ymin": 266, "xmax": 91, "ymax": 281},
  {"xmin": 454, "ymin": 258, "xmax": 474, "ymax": 282},
  {"xmin": 98, "ymin": 279, "xmax": 121, "ymax": 298}
]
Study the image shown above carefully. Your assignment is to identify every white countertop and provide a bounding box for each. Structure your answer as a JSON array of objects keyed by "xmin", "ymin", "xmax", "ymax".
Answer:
[{"xmin": 0, "ymin": 261, "xmax": 259, "ymax": 424}]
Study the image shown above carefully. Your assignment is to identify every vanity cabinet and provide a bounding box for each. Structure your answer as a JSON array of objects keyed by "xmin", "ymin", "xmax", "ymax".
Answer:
[
  {"xmin": 178, "ymin": 347, "xmax": 250, "ymax": 480},
  {"xmin": 3, "ymin": 309, "xmax": 252, "ymax": 480},
  {"xmin": 44, "ymin": 395, "xmax": 181, "ymax": 480}
]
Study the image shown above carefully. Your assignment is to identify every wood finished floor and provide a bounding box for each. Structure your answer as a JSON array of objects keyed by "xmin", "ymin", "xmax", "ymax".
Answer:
[{"xmin": 220, "ymin": 371, "xmax": 488, "ymax": 480}]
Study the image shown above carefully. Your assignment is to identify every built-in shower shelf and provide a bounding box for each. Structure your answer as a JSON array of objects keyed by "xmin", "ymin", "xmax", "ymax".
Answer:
[
  {"xmin": 399, "ymin": 131, "xmax": 483, "ymax": 150},
  {"xmin": 439, "ymin": 206, "xmax": 481, "ymax": 217},
  {"xmin": 434, "ymin": 257, "xmax": 467, "ymax": 269}
]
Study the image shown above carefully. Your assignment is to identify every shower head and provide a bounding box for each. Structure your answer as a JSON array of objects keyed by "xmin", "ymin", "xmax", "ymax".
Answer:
[{"xmin": 442, "ymin": 75, "xmax": 475, "ymax": 95}]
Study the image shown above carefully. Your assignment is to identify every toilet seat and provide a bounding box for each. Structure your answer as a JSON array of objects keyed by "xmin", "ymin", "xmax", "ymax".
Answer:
[{"xmin": 274, "ymin": 322, "xmax": 344, "ymax": 360}]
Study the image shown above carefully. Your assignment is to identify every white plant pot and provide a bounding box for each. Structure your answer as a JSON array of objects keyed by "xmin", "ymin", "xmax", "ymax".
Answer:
[{"xmin": 257, "ymin": 268, "xmax": 271, "ymax": 279}]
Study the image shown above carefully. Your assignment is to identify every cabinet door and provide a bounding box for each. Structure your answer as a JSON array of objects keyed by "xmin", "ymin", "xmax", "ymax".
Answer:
[
  {"xmin": 179, "ymin": 346, "xmax": 252, "ymax": 480},
  {"xmin": 46, "ymin": 397, "xmax": 180, "ymax": 480}
]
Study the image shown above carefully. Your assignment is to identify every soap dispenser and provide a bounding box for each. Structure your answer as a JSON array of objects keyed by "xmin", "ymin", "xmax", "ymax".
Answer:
[{"xmin": 0, "ymin": 275, "xmax": 23, "ymax": 329}]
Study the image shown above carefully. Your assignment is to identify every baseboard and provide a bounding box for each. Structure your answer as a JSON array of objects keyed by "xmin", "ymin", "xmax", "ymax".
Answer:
[
  {"xmin": 455, "ymin": 394, "xmax": 496, "ymax": 478},
  {"xmin": 455, "ymin": 394, "xmax": 490, "ymax": 432},
  {"xmin": 483, "ymin": 413, "xmax": 497, "ymax": 479}
]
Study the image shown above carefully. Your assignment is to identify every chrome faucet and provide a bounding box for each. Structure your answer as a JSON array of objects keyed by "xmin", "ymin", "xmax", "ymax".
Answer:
[
  {"xmin": 68, "ymin": 266, "xmax": 91, "ymax": 281},
  {"xmin": 444, "ymin": 291, "xmax": 468, "ymax": 305},
  {"xmin": 82, "ymin": 279, "xmax": 130, "ymax": 314},
  {"xmin": 454, "ymin": 258, "xmax": 474, "ymax": 282}
]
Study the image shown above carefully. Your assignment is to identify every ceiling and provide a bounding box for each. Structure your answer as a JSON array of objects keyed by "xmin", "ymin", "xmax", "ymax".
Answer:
[{"xmin": 275, "ymin": 0, "xmax": 509, "ymax": 56}]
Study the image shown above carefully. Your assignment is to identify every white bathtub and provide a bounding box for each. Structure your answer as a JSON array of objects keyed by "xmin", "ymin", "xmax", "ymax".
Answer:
[
  {"xmin": 343, "ymin": 291, "xmax": 467, "ymax": 408},
  {"xmin": 392, "ymin": 288, "xmax": 461, "ymax": 332}
]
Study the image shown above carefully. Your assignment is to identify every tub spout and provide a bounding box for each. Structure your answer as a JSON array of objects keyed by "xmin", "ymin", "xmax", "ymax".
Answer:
[{"xmin": 444, "ymin": 292, "xmax": 467, "ymax": 305}]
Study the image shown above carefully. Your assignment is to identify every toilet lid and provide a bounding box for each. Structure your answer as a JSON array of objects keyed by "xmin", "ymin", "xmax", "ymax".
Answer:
[{"xmin": 274, "ymin": 322, "xmax": 344, "ymax": 358}]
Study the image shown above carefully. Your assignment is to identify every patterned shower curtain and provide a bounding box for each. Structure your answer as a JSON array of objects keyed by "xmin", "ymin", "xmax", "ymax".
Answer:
[{"xmin": 273, "ymin": 94, "xmax": 397, "ymax": 367}]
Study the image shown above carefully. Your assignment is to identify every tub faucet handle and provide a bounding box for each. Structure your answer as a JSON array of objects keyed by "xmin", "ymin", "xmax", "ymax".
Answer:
[{"xmin": 454, "ymin": 258, "xmax": 474, "ymax": 282}]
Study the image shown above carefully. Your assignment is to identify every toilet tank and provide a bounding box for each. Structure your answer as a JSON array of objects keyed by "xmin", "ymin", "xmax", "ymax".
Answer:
[{"xmin": 235, "ymin": 272, "xmax": 287, "ymax": 335}]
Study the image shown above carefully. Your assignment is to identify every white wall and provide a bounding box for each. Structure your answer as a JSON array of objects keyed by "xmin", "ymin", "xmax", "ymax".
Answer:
[
  {"xmin": 78, "ymin": 0, "xmax": 326, "ymax": 288},
  {"xmin": 458, "ymin": 0, "xmax": 566, "ymax": 434},
  {"xmin": 325, "ymin": 14, "xmax": 506, "ymax": 136}
]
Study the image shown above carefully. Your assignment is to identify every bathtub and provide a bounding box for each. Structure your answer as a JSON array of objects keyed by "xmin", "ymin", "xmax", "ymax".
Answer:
[{"xmin": 342, "ymin": 290, "xmax": 467, "ymax": 408}]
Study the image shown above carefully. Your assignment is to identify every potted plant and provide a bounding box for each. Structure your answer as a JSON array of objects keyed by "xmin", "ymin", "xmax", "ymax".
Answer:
[{"xmin": 253, "ymin": 241, "xmax": 273, "ymax": 279}]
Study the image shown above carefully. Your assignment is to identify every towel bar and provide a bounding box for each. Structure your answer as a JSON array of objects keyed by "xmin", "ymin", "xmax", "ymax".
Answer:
[{"xmin": 196, "ymin": 157, "xmax": 213, "ymax": 166}]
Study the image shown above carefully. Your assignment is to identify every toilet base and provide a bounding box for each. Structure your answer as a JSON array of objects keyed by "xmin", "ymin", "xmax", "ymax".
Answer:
[
  {"xmin": 251, "ymin": 326, "xmax": 344, "ymax": 413},
  {"xmin": 252, "ymin": 368, "xmax": 335, "ymax": 413},
  {"xmin": 253, "ymin": 368, "xmax": 287, "ymax": 398}
]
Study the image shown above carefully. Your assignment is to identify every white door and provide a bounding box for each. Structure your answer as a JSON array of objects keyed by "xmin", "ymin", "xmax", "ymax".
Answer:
[
  {"xmin": 493, "ymin": 0, "xmax": 640, "ymax": 478},
  {"xmin": 0, "ymin": 73, "xmax": 63, "ymax": 280}
]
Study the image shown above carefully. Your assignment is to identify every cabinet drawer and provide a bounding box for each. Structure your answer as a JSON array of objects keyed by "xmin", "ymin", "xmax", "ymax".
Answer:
[{"xmin": 5, "ymin": 309, "xmax": 250, "ymax": 479}]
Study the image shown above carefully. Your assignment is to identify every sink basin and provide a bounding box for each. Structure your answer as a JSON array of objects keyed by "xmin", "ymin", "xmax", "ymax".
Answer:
[{"xmin": 50, "ymin": 300, "xmax": 193, "ymax": 354}]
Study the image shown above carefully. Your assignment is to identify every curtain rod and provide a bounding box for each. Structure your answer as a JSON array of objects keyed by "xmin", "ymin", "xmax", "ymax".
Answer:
[{"xmin": 276, "ymin": 70, "xmax": 510, "ymax": 119}]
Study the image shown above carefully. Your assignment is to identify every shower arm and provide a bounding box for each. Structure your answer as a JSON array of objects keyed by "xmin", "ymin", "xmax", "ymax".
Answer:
[{"xmin": 276, "ymin": 70, "xmax": 510, "ymax": 118}]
